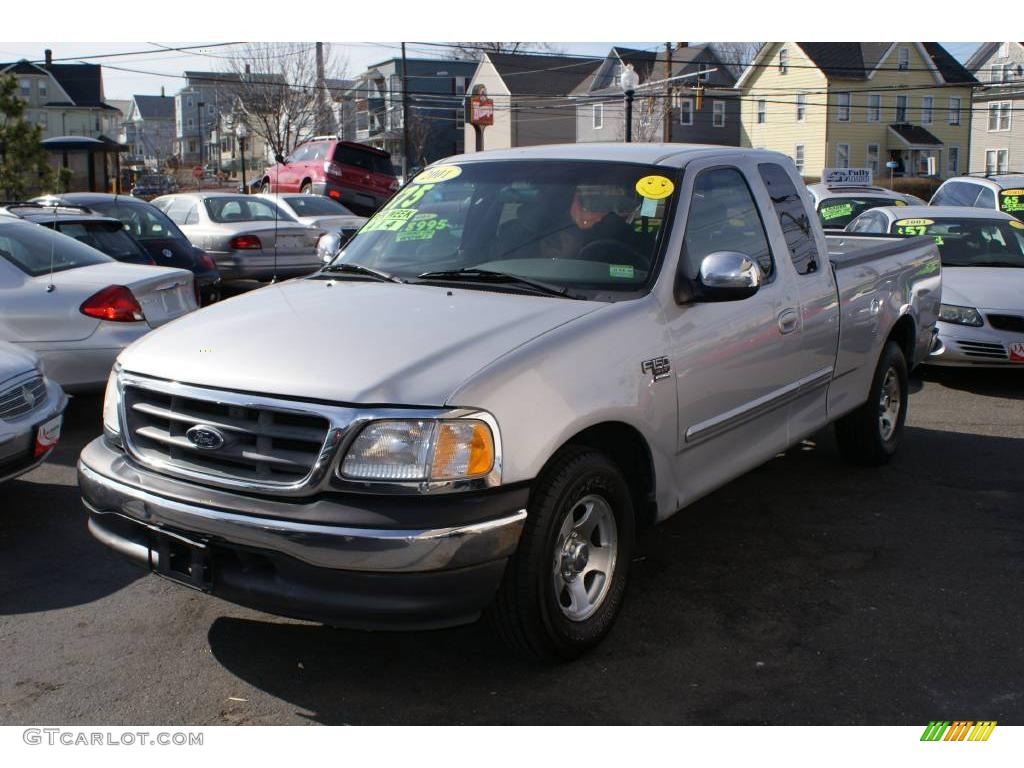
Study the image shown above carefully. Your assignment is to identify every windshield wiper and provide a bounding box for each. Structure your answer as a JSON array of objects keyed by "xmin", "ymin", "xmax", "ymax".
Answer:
[
  {"xmin": 416, "ymin": 268, "xmax": 583, "ymax": 299},
  {"xmin": 321, "ymin": 262, "xmax": 404, "ymax": 283}
]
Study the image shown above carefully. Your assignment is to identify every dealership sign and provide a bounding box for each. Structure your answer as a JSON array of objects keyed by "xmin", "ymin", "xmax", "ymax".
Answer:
[{"xmin": 822, "ymin": 168, "xmax": 873, "ymax": 186}]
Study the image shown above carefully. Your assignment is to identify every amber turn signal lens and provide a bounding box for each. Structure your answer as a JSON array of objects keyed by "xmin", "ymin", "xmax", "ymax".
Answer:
[{"xmin": 431, "ymin": 420, "xmax": 494, "ymax": 480}]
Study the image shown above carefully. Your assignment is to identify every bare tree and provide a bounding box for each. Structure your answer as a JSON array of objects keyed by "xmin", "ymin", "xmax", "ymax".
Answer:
[
  {"xmin": 405, "ymin": 108, "xmax": 434, "ymax": 170},
  {"xmin": 631, "ymin": 94, "xmax": 669, "ymax": 143},
  {"xmin": 221, "ymin": 42, "xmax": 348, "ymax": 160},
  {"xmin": 708, "ymin": 42, "xmax": 764, "ymax": 79},
  {"xmin": 444, "ymin": 42, "xmax": 565, "ymax": 60}
]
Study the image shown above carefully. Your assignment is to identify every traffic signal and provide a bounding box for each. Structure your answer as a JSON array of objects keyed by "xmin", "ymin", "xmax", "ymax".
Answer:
[{"xmin": 694, "ymin": 85, "xmax": 705, "ymax": 111}]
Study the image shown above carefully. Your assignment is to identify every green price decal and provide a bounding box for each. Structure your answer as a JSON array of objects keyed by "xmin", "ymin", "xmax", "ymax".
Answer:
[
  {"xmin": 820, "ymin": 203, "xmax": 853, "ymax": 221},
  {"xmin": 896, "ymin": 225, "xmax": 928, "ymax": 236},
  {"xmin": 999, "ymin": 190, "xmax": 1024, "ymax": 214}
]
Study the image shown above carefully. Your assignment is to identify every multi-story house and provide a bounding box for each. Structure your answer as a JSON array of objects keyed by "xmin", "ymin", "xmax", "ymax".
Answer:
[
  {"xmin": 120, "ymin": 93, "xmax": 175, "ymax": 170},
  {"xmin": 738, "ymin": 43, "xmax": 976, "ymax": 180},
  {"xmin": 572, "ymin": 44, "xmax": 740, "ymax": 146},
  {"xmin": 344, "ymin": 57, "xmax": 477, "ymax": 171},
  {"xmin": 965, "ymin": 42, "xmax": 1024, "ymax": 175}
]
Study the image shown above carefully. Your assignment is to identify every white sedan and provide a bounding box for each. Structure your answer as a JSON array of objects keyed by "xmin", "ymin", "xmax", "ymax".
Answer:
[
  {"xmin": 254, "ymin": 193, "xmax": 367, "ymax": 263},
  {"xmin": 0, "ymin": 219, "xmax": 197, "ymax": 391}
]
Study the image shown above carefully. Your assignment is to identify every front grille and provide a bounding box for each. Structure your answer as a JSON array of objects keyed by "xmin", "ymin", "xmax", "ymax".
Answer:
[
  {"xmin": 957, "ymin": 340, "xmax": 1008, "ymax": 360},
  {"xmin": 987, "ymin": 314, "xmax": 1024, "ymax": 334},
  {"xmin": 123, "ymin": 384, "xmax": 331, "ymax": 485},
  {"xmin": 0, "ymin": 376, "xmax": 47, "ymax": 420}
]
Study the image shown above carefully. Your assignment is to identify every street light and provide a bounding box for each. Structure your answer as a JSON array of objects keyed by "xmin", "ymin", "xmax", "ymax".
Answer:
[
  {"xmin": 620, "ymin": 64, "xmax": 640, "ymax": 143},
  {"xmin": 236, "ymin": 123, "xmax": 248, "ymax": 194}
]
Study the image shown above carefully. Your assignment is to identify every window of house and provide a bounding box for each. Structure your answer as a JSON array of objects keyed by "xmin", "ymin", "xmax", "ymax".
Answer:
[
  {"xmin": 837, "ymin": 92, "xmax": 850, "ymax": 122},
  {"xmin": 757, "ymin": 99, "xmax": 766, "ymax": 124},
  {"xmin": 186, "ymin": 96, "xmax": 193, "ymax": 108},
  {"xmin": 593, "ymin": 103, "xmax": 603, "ymax": 130},
  {"xmin": 1000, "ymin": 102, "xmax": 1011, "ymax": 130},
  {"xmin": 867, "ymin": 143, "xmax": 880, "ymax": 175},
  {"xmin": 779, "ymin": 48, "xmax": 789, "ymax": 74},
  {"xmin": 207, "ymin": 104, "xmax": 215, "ymax": 116},
  {"xmin": 454, "ymin": 77, "xmax": 466, "ymax": 96},
  {"xmin": 796, "ymin": 94, "xmax": 806, "ymax": 121},
  {"xmin": 680, "ymin": 166, "xmax": 774, "ymax": 280},
  {"xmin": 948, "ymin": 146, "xmax": 959, "ymax": 175},
  {"xmin": 895, "ymin": 95, "xmax": 908, "ymax": 122},
  {"xmin": 794, "ymin": 144, "xmax": 805, "ymax": 174},
  {"xmin": 836, "ymin": 143, "xmax": 850, "ymax": 168},
  {"xmin": 867, "ymin": 94, "xmax": 880, "ymax": 122},
  {"xmin": 948, "ymin": 97, "xmax": 961, "ymax": 125},
  {"xmin": 997, "ymin": 149, "xmax": 1009, "ymax": 173},
  {"xmin": 921, "ymin": 96, "xmax": 933, "ymax": 124},
  {"xmin": 187, "ymin": 138, "xmax": 197, "ymax": 153},
  {"xmin": 713, "ymin": 100, "xmax": 725, "ymax": 128},
  {"xmin": 39, "ymin": 80, "xmax": 47, "ymax": 98},
  {"xmin": 455, "ymin": 106, "xmax": 464, "ymax": 130},
  {"xmin": 897, "ymin": 47, "xmax": 910, "ymax": 70},
  {"xmin": 678, "ymin": 97, "xmax": 693, "ymax": 126},
  {"xmin": 18, "ymin": 79, "xmax": 30, "ymax": 97},
  {"xmin": 187, "ymin": 117, "xmax": 194, "ymax": 129},
  {"xmin": 986, "ymin": 149, "xmax": 1009, "ymax": 175},
  {"xmin": 758, "ymin": 162, "xmax": 820, "ymax": 275}
]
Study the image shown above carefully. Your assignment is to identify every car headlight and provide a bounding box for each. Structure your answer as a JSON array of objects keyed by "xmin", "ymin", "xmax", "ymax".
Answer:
[
  {"xmin": 102, "ymin": 365, "xmax": 122, "ymax": 442},
  {"xmin": 317, "ymin": 232, "xmax": 341, "ymax": 264},
  {"xmin": 340, "ymin": 418, "xmax": 496, "ymax": 483},
  {"xmin": 938, "ymin": 303, "xmax": 983, "ymax": 327}
]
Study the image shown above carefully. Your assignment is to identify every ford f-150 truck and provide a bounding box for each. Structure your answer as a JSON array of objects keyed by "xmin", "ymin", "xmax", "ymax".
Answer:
[{"xmin": 79, "ymin": 145, "xmax": 941, "ymax": 660}]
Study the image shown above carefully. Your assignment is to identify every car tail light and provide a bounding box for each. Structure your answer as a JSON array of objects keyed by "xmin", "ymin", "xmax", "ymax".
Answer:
[
  {"xmin": 229, "ymin": 234, "xmax": 262, "ymax": 250},
  {"xmin": 324, "ymin": 161, "xmax": 344, "ymax": 178},
  {"xmin": 197, "ymin": 252, "xmax": 217, "ymax": 271},
  {"xmin": 80, "ymin": 285, "xmax": 145, "ymax": 322}
]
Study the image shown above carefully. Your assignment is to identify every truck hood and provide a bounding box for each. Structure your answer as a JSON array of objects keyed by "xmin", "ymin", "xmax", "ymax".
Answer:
[
  {"xmin": 0, "ymin": 340, "xmax": 39, "ymax": 384},
  {"xmin": 118, "ymin": 277, "xmax": 603, "ymax": 405},
  {"xmin": 941, "ymin": 267, "xmax": 1024, "ymax": 311}
]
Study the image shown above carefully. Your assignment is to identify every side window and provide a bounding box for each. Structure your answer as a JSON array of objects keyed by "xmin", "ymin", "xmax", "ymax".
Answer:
[
  {"xmin": 850, "ymin": 212, "xmax": 885, "ymax": 233},
  {"xmin": 681, "ymin": 167, "xmax": 774, "ymax": 280},
  {"xmin": 933, "ymin": 181, "xmax": 978, "ymax": 207},
  {"xmin": 975, "ymin": 186, "xmax": 996, "ymax": 209},
  {"xmin": 757, "ymin": 162, "xmax": 820, "ymax": 275},
  {"xmin": 287, "ymin": 144, "xmax": 310, "ymax": 164},
  {"xmin": 183, "ymin": 205, "xmax": 199, "ymax": 225}
]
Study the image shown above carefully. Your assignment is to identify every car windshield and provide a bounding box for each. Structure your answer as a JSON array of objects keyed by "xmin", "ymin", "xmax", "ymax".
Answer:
[
  {"xmin": 998, "ymin": 188, "xmax": 1024, "ymax": 221},
  {"xmin": 281, "ymin": 195, "xmax": 355, "ymax": 216},
  {"xmin": 332, "ymin": 160, "xmax": 678, "ymax": 299},
  {"xmin": 52, "ymin": 220, "xmax": 148, "ymax": 260},
  {"xmin": 0, "ymin": 221, "xmax": 110, "ymax": 276},
  {"xmin": 890, "ymin": 217, "xmax": 1024, "ymax": 268},
  {"xmin": 818, "ymin": 196, "xmax": 903, "ymax": 228},
  {"xmin": 137, "ymin": 175, "xmax": 162, "ymax": 186},
  {"xmin": 87, "ymin": 201, "xmax": 188, "ymax": 243},
  {"xmin": 204, "ymin": 197, "xmax": 297, "ymax": 223}
]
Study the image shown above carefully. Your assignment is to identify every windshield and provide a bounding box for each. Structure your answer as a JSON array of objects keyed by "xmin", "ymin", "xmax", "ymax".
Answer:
[
  {"xmin": 204, "ymin": 197, "xmax": 297, "ymax": 223},
  {"xmin": 281, "ymin": 195, "xmax": 355, "ymax": 216},
  {"xmin": 0, "ymin": 221, "xmax": 110, "ymax": 276},
  {"xmin": 332, "ymin": 160, "xmax": 678, "ymax": 299},
  {"xmin": 88, "ymin": 201, "xmax": 188, "ymax": 243},
  {"xmin": 52, "ymin": 221, "xmax": 148, "ymax": 260},
  {"xmin": 890, "ymin": 217, "xmax": 1024, "ymax": 267},
  {"xmin": 818, "ymin": 196, "xmax": 903, "ymax": 228},
  {"xmin": 999, "ymin": 188, "xmax": 1024, "ymax": 221}
]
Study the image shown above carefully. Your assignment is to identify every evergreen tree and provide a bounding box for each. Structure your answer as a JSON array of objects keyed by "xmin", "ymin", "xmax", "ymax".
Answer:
[{"xmin": 0, "ymin": 73, "xmax": 59, "ymax": 199}]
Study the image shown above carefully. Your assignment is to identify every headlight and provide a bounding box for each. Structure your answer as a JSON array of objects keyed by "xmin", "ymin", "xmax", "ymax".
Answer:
[
  {"xmin": 102, "ymin": 365, "xmax": 122, "ymax": 440},
  {"xmin": 317, "ymin": 232, "xmax": 341, "ymax": 264},
  {"xmin": 938, "ymin": 303, "xmax": 983, "ymax": 327},
  {"xmin": 340, "ymin": 418, "xmax": 496, "ymax": 483}
]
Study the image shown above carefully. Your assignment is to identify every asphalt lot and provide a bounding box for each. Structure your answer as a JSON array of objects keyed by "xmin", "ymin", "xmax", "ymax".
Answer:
[{"xmin": 1, "ymin": 367, "xmax": 1022, "ymax": 725}]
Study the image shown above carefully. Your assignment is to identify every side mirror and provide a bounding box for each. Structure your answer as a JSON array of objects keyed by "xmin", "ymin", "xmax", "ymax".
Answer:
[
  {"xmin": 275, "ymin": 153, "xmax": 286, "ymax": 165},
  {"xmin": 694, "ymin": 251, "xmax": 762, "ymax": 302}
]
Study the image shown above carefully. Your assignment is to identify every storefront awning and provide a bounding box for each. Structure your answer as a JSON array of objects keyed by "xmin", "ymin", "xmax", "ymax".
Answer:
[{"xmin": 887, "ymin": 124, "xmax": 943, "ymax": 151}]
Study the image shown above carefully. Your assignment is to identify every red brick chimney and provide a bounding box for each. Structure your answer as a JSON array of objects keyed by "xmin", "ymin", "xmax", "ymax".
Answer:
[{"xmin": 44, "ymin": 49, "xmax": 52, "ymax": 66}]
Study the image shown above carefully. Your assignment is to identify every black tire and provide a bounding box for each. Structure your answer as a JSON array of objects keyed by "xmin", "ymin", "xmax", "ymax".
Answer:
[
  {"xmin": 300, "ymin": 181, "xmax": 313, "ymax": 194},
  {"xmin": 835, "ymin": 341, "xmax": 909, "ymax": 466},
  {"xmin": 487, "ymin": 446, "xmax": 635, "ymax": 661}
]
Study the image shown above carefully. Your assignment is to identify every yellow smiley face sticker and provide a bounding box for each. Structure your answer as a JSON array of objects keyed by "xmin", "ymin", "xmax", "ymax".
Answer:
[
  {"xmin": 412, "ymin": 165, "xmax": 462, "ymax": 184},
  {"xmin": 635, "ymin": 175, "xmax": 675, "ymax": 200}
]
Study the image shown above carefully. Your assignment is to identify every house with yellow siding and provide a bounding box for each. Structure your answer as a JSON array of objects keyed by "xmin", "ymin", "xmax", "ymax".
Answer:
[{"xmin": 737, "ymin": 43, "xmax": 977, "ymax": 180}]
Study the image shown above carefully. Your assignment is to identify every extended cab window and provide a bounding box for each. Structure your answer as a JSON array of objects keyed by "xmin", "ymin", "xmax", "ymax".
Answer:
[
  {"xmin": 681, "ymin": 167, "xmax": 773, "ymax": 280},
  {"xmin": 932, "ymin": 181, "xmax": 980, "ymax": 207},
  {"xmin": 758, "ymin": 162, "xmax": 820, "ymax": 274}
]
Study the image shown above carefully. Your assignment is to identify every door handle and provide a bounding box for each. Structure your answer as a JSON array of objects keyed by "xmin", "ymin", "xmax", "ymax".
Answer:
[{"xmin": 777, "ymin": 308, "xmax": 799, "ymax": 334}]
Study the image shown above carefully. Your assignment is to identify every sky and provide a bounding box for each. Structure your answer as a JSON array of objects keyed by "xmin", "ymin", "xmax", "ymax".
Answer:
[{"xmin": 0, "ymin": 42, "xmax": 984, "ymax": 101}]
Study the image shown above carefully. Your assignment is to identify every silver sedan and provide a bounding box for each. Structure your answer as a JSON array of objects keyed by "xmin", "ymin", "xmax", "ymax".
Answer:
[
  {"xmin": 254, "ymin": 193, "xmax": 366, "ymax": 263},
  {"xmin": 0, "ymin": 341, "xmax": 67, "ymax": 483},
  {"xmin": 0, "ymin": 219, "xmax": 197, "ymax": 391},
  {"xmin": 152, "ymin": 192, "xmax": 323, "ymax": 280}
]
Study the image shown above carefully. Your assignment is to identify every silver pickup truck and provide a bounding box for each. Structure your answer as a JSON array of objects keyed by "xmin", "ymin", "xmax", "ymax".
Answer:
[{"xmin": 79, "ymin": 145, "xmax": 940, "ymax": 660}]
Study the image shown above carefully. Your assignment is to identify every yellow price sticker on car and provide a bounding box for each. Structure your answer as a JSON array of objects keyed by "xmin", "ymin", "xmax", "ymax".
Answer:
[
  {"xmin": 894, "ymin": 218, "xmax": 934, "ymax": 227},
  {"xmin": 1010, "ymin": 220, "xmax": 1024, "ymax": 230},
  {"xmin": 893, "ymin": 199, "xmax": 906, "ymax": 206},
  {"xmin": 412, "ymin": 165, "xmax": 462, "ymax": 184},
  {"xmin": 635, "ymin": 175, "xmax": 674, "ymax": 200}
]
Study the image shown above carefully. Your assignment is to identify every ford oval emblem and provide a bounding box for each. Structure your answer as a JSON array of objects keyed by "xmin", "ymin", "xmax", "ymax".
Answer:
[
  {"xmin": 185, "ymin": 424, "xmax": 225, "ymax": 450},
  {"xmin": 161, "ymin": 248, "xmax": 173, "ymax": 258}
]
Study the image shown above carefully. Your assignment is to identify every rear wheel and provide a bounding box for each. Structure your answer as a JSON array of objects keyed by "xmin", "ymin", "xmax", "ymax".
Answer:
[
  {"xmin": 261, "ymin": 179, "xmax": 272, "ymax": 194},
  {"xmin": 835, "ymin": 341, "xmax": 909, "ymax": 466},
  {"xmin": 300, "ymin": 181, "xmax": 313, "ymax": 194},
  {"xmin": 487, "ymin": 446, "xmax": 634, "ymax": 661}
]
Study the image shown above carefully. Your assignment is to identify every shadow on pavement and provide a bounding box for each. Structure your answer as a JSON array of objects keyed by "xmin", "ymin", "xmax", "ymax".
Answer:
[{"xmin": 920, "ymin": 366, "xmax": 1024, "ymax": 400}]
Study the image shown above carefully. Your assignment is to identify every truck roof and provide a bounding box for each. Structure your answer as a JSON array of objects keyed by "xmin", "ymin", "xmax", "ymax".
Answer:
[
  {"xmin": 442, "ymin": 143, "xmax": 794, "ymax": 170},
  {"xmin": 872, "ymin": 205, "xmax": 1018, "ymax": 221}
]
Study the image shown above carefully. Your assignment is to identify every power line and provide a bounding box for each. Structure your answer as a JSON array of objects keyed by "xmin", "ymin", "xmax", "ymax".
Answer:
[{"xmin": 27, "ymin": 42, "xmax": 243, "ymax": 64}]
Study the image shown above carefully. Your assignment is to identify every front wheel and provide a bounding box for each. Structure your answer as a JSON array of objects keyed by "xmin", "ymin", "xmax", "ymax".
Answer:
[
  {"xmin": 300, "ymin": 181, "xmax": 313, "ymax": 194},
  {"xmin": 487, "ymin": 447, "xmax": 634, "ymax": 661},
  {"xmin": 835, "ymin": 340, "xmax": 909, "ymax": 466},
  {"xmin": 260, "ymin": 180, "xmax": 272, "ymax": 194}
]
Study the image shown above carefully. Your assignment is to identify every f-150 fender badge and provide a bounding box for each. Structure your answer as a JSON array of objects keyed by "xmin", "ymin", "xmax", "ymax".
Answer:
[{"xmin": 641, "ymin": 357, "xmax": 671, "ymax": 381}]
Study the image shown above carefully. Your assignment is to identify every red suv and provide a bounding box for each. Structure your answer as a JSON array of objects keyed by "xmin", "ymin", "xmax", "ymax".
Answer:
[{"xmin": 260, "ymin": 139, "xmax": 400, "ymax": 215}]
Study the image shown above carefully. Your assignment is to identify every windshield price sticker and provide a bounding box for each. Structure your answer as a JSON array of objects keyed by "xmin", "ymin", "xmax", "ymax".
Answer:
[
  {"xmin": 895, "ymin": 218, "xmax": 934, "ymax": 237},
  {"xmin": 609, "ymin": 264, "xmax": 635, "ymax": 279},
  {"xmin": 412, "ymin": 165, "xmax": 462, "ymax": 185},
  {"xmin": 362, "ymin": 207, "xmax": 418, "ymax": 232},
  {"xmin": 820, "ymin": 202, "xmax": 853, "ymax": 221},
  {"xmin": 635, "ymin": 175, "xmax": 675, "ymax": 200},
  {"xmin": 1000, "ymin": 189, "xmax": 1024, "ymax": 214},
  {"xmin": 894, "ymin": 199, "xmax": 907, "ymax": 206}
]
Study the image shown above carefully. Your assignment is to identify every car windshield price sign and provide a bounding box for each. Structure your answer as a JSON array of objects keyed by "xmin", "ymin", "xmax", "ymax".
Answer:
[
  {"xmin": 822, "ymin": 168, "xmax": 873, "ymax": 186},
  {"xmin": 999, "ymin": 189, "xmax": 1024, "ymax": 216}
]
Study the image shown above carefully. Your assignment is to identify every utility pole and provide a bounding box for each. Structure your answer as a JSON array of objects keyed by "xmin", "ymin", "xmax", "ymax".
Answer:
[
  {"xmin": 197, "ymin": 99, "xmax": 204, "ymax": 191},
  {"xmin": 401, "ymin": 42, "xmax": 411, "ymax": 177},
  {"xmin": 315, "ymin": 42, "xmax": 329, "ymax": 135},
  {"xmin": 663, "ymin": 43, "xmax": 673, "ymax": 142}
]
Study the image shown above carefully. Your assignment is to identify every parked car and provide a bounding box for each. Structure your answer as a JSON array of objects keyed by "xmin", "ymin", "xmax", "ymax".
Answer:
[
  {"xmin": 151, "ymin": 192, "xmax": 322, "ymax": 281},
  {"xmin": 32, "ymin": 193, "xmax": 222, "ymax": 306},
  {"xmin": 806, "ymin": 182, "xmax": 925, "ymax": 230},
  {"xmin": 0, "ymin": 341, "xmax": 67, "ymax": 483},
  {"xmin": 0, "ymin": 218, "xmax": 197, "ymax": 391},
  {"xmin": 80, "ymin": 145, "xmax": 939, "ymax": 660},
  {"xmin": 259, "ymin": 138, "xmax": 399, "ymax": 215},
  {"xmin": 254, "ymin": 193, "xmax": 366, "ymax": 263},
  {"xmin": 845, "ymin": 205, "xmax": 1024, "ymax": 366},
  {"xmin": 130, "ymin": 174, "xmax": 175, "ymax": 200},
  {"xmin": 930, "ymin": 174, "xmax": 1024, "ymax": 222}
]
